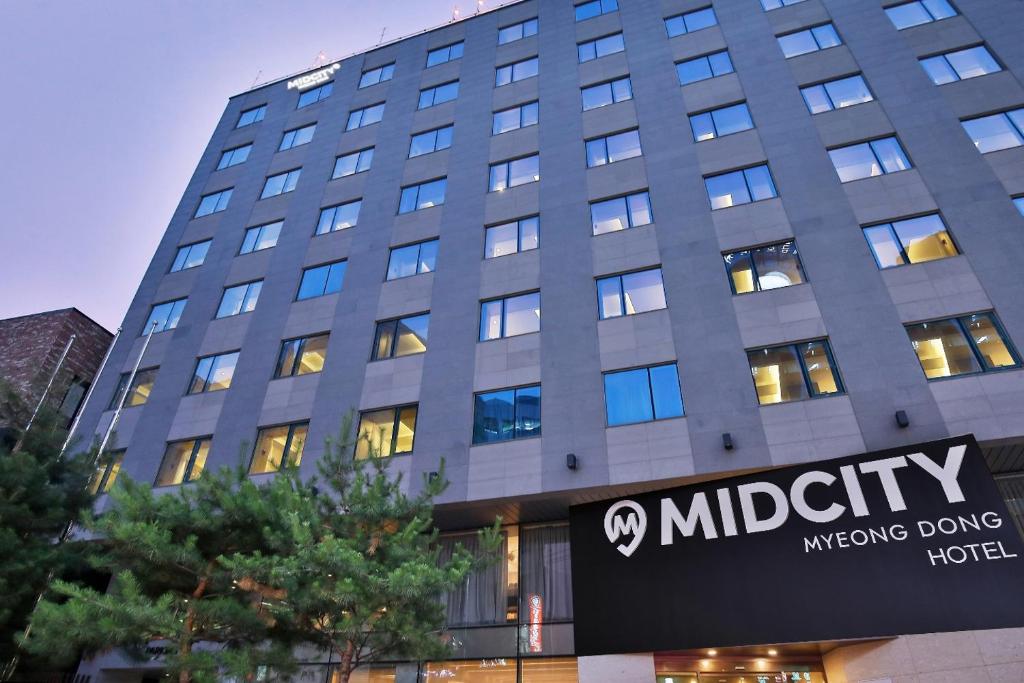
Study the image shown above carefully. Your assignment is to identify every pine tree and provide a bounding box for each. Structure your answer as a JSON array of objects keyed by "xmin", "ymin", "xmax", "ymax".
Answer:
[{"xmin": 223, "ymin": 414, "xmax": 502, "ymax": 683}]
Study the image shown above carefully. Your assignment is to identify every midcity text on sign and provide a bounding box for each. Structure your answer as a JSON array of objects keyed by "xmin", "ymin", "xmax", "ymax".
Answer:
[
  {"xmin": 286, "ymin": 63, "xmax": 340, "ymax": 90},
  {"xmin": 569, "ymin": 435, "xmax": 1024, "ymax": 656}
]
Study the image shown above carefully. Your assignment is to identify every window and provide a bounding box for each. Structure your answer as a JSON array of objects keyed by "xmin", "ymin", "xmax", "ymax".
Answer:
[
  {"xmin": 194, "ymin": 189, "xmax": 232, "ymax": 217},
  {"xmin": 761, "ymin": 0, "xmax": 807, "ymax": 9},
  {"xmin": 356, "ymin": 406, "xmax": 418, "ymax": 458},
  {"xmin": 493, "ymin": 101, "xmax": 539, "ymax": 134},
  {"xmin": 591, "ymin": 191, "xmax": 653, "ymax": 234},
  {"xmin": 597, "ymin": 268, "xmax": 667, "ymax": 319},
  {"xmin": 410, "ymin": 125, "xmax": 453, "ymax": 158},
  {"xmin": 315, "ymin": 200, "xmax": 362, "ymax": 235},
  {"xmin": 359, "ymin": 62, "xmax": 395, "ymax": 88},
  {"xmin": 489, "ymin": 154, "xmax": 540, "ymax": 191},
  {"xmin": 724, "ymin": 241, "xmax": 805, "ymax": 294},
  {"xmin": 1015, "ymin": 197, "xmax": 1024, "ymax": 216},
  {"xmin": 217, "ymin": 144, "xmax": 251, "ymax": 170},
  {"xmin": 109, "ymin": 368, "xmax": 158, "ymax": 410},
  {"xmin": 387, "ymin": 239, "xmax": 438, "ymax": 280},
  {"xmin": 689, "ymin": 103, "xmax": 754, "ymax": 141},
  {"xmin": 777, "ymin": 23, "xmax": 842, "ymax": 58},
  {"xmin": 586, "ymin": 129, "xmax": 642, "ymax": 167},
  {"xmin": 473, "ymin": 385, "xmax": 541, "ymax": 443},
  {"xmin": 240, "ymin": 221, "xmax": 282, "ymax": 254},
  {"xmin": 250, "ymin": 422, "xmax": 308, "ymax": 473},
  {"xmin": 333, "ymin": 148, "xmax": 374, "ymax": 178},
  {"xmin": 485, "ymin": 216, "xmax": 539, "ymax": 258},
  {"xmin": 499, "ymin": 18, "xmax": 538, "ymax": 44},
  {"xmin": 236, "ymin": 104, "xmax": 266, "ymax": 128},
  {"xmin": 275, "ymin": 334, "xmax": 329, "ymax": 377},
  {"xmin": 677, "ymin": 51, "xmax": 734, "ymax": 85},
  {"xmin": 705, "ymin": 165, "xmax": 778, "ymax": 209},
  {"xmin": 279, "ymin": 123, "xmax": 316, "ymax": 151},
  {"xmin": 907, "ymin": 313, "xmax": 1020, "ymax": 379},
  {"xmin": 920, "ymin": 46, "xmax": 1001, "ymax": 85},
  {"xmin": 863, "ymin": 214, "xmax": 958, "ymax": 268},
  {"xmin": 578, "ymin": 33, "xmax": 625, "ymax": 63},
  {"xmin": 188, "ymin": 351, "xmax": 239, "ymax": 394},
  {"xmin": 575, "ymin": 0, "xmax": 617, "ymax": 21},
  {"xmin": 170, "ymin": 240, "xmax": 211, "ymax": 272},
  {"xmin": 88, "ymin": 451, "xmax": 124, "ymax": 494},
  {"xmin": 297, "ymin": 82, "xmax": 332, "ymax": 108},
  {"xmin": 582, "ymin": 77, "xmax": 633, "ymax": 111},
  {"xmin": 427, "ymin": 41, "xmax": 464, "ymax": 67},
  {"xmin": 748, "ymin": 340, "xmax": 843, "ymax": 405},
  {"xmin": 372, "ymin": 313, "xmax": 429, "ymax": 360},
  {"xmin": 144, "ymin": 298, "xmax": 187, "ymax": 334},
  {"xmin": 604, "ymin": 364, "xmax": 684, "ymax": 426},
  {"xmin": 801, "ymin": 75, "xmax": 873, "ymax": 114},
  {"xmin": 155, "ymin": 439, "xmax": 209, "ymax": 486},
  {"xmin": 480, "ymin": 292, "xmax": 541, "ymax": 340},
  {"xmin": 260, "ymin": 169, "xmax": 301, "ymax": 199},
  {"xmin": 346, "ymin": 103, "xmax": 385, "ymax": 130},
  {"xmin": 216, "ymin": 281, "xmax": 262, "ymax": 318},
  {"xmin": 961, "ymin": 108, "xmax": 1024, "ymax": 153},
  {"xmin": 418, "ymin": 81, "xmax": 460, "ymax": 109},
  {"xmin": 828, "ymin": 137, "xmax": 911, "ymax": 182},
  {"xmin": 297, "ymin": 261, "xmax": 346, "ymax": 300},
  {"xmin": 399, "ymin": 178, "xmax": 446, "ymax": 213},
  {"xmin": 665, "ymin": 7, "xmax": 717, "ymax": 37},
  {"xmin": 496, "ymin": 57, "xmax": 538, "ymax": 86},
  {"xmin": 886, "ymin": 0, "xmax": 957, "ymax": 30}
]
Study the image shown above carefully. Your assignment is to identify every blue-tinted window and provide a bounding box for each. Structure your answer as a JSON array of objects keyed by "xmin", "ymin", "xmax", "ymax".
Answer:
[
  {"xmin": 170, "ymin": 240, "xmax": 211, "ymax": 272},
  {"xmin": 480, "ymin": 293, "xmax": 541, "ymax": 341},
  {"xmin": 216, "ymin": 281, "xmax": 262, "ymax": 318},
  {"xmin": 1015, "ymin": 197, "xmax": 1024, "ymax": 216},
  {"xmin": 575, "ymin": 0, "xmax": 617, "ymax": 22},
  {"xmin": 886, "ymin": 0, "xmax": 957, "ymax": 30},
  {"xmin": 473, "ymin": 385, "xmax": 541, "ymax": 444},
  {"xmin": 418, "ymin": 81, "xmax": 460, "ymax": 109},
  {"xmin": 498, "ymin": 18, "xmax": 538, "ymax": 44},
  {"xmin": 705, "ymin": 165, "xmax": 777, "ymax": 209},
  {"xmin": 399, "ymin": 178, "xmax": 447, "ymax": 214},
  {"xmin": 333, "ymin": 148, "xmax": 374, "ymax": 178},
  {"xmin": 410, "ymin": 126, "xmax": 454, "ymax": 158},
  {"xmin": 236, "ymin": 105, "xmax": 266, "ymax": 128},
  {"xmin": 581, "ymin": 77, "xmax": 632, "ymax": 111},
  {"xmin": 597, "ymin": 268, "xmax": 667, "ymax": 319},
  {"xmin": 297, "ymin": 261, "xmax": 346, "ymax": 300},
  {"xmin": 689, "ymin": 103, "xmax": 754, "ymax": 141},
  {"xmin": 777, "ymin": 24, "xmax": 841, "ymax": 58},
  {"xmin": 188, "ymin": 351, "xmax": 239, "ymax": 394},
  {"xmin": 297, "ymin": 82, "xmax": 332, "ymax": 108},
  {"xmin": 217, "ymin": 144, "xmax": 251, "ymax": 170},
  {"xmin": 427, "ymin": 41, "xmax": 465, "ymax": 67},
  {"xmin": 801, "ymin": 75, "xmax": 873, "ymax": 114},
  {"xmin": 315, "ymin": 201, "xmax": 362, "ymax": 235},
  {"xmin": 358, "ymin": 63, "xmax": 395, "ymax": 88},
  {"xmin": 195, "ymin": 189, "xmax": 232, "ymax": 218},
  {"xmin": 496, "ymin": 57, "xmax": 538, "ymax": 86},
  {"xmin": 493, "ymin": 101, "xmax": 539, "ymax": 135},
  {"xmin": 920, "ymin": 46, "xmax": 1000, "ymax": 85},
  {"xmin": 279, "ymin": 124, "xmax": 316, "ymax": 151},
  {"xmin": 387, "ymin": 240, "xmax": 438, "ymax": 280},
  {"xmin": 677, "ymin": 51, "xmax": 733, "ymax": 85},
  {"xmin": 604, "ymin": 364, "xmax": 684, "ymax": 426},
  {"xmin": 591, "ymin": 191, "xmax": 652, "ymax": 234},
  {"xmin": 665, "ymin": 7, "xmax": 717, "ymax": 37},
  {"xmin": 961, "ymin": 109, "xmax": 1024, "ymax": 154},
  {"xmin": 240, "ymin": 221, "xmax": 282, "ymax": 254},
  {"xmin": 261, "ymin": 169, "xmax": 301, "ymax": 199},
  {"xmin": 828, "ymin": 137, "xmax": 911, "ymax": 182},
  {"xmin": 586, "ymin": 129, "xmax": 642, "ymax": 167},
  {"xmin": 144, "ymin": 298, "xmax": 187, "ymax": 334},
  {"xmin": 489, "ymin": 155, "xmax": 540, "ymax": 192},
  {"xmin": 485, "ymin": 216, "xmax": 539, "ymax": 258},
  {"xmin": 346, "ymin": 103, "xmax": 385, "ymax": 130},
  {"xmin": 578, "ymin": 33, "xmax": 625, "ymax": 63},
  {"xmin": 761, "ymin": 0, "xmax": 807, "ymax": 9}
]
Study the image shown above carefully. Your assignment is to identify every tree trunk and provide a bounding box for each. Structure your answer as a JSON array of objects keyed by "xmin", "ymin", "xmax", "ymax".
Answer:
[
  {"xmin": 178, "ymin": 572, "xmax": 212, "ymax": 683},
  {"xmin": 335, "ymin": 640, "xmax": 356, "ymax": 683}
]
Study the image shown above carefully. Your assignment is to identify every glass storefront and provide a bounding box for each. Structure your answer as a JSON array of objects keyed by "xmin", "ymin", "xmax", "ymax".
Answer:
[
  {"xmin": 656, "ymin": 655, "xmax": 826, "ymax": 683},
  {"xmin": 421, "ymin": 656, "xmax": 577, "ymax": 682}
]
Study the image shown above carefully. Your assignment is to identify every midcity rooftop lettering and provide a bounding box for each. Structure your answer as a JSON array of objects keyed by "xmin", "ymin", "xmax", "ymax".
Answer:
[{"xmin": 286, "ymin": 63, "xmax": 340, "ymax": 90}]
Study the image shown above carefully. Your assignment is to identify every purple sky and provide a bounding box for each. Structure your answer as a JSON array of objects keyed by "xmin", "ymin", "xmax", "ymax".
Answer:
[{"xmin": 0, "ymin": 0, "xmax": 492, "ymax": 331}]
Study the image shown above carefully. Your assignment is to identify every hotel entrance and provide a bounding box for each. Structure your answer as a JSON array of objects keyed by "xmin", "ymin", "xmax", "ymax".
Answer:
[{"xmin": 655, "ymin": 651, "xmax": 828, "ymax": 683}]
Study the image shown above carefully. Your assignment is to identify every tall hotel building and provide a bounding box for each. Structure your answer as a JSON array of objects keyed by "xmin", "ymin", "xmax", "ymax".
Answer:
[{"xmin": 74, "ymin": 0, "xmax": 1024, "ymax": 681}]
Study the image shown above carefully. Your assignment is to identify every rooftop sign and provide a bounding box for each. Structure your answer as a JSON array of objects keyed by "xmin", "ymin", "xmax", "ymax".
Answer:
[{"xmin": 286, "ymin": 63, "xmax": 340, "ymax": 91}]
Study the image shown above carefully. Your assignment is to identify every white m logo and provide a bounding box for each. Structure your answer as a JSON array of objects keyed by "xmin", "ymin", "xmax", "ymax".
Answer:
[{"xmin": 604, "ymin": 500, "xmax": 647, "ymax": 557}]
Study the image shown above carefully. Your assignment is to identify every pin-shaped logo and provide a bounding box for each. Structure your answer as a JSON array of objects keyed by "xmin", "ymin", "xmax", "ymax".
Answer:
[{"xmin": 604, "ymin": 500, "xmax": 647, "ymax": 557}]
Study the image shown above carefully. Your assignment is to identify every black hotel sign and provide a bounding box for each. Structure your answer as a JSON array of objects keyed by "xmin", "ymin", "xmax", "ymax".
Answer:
[{"xmin": 570, "ymin": 435, "xmax": 1024, "ymax": 655}]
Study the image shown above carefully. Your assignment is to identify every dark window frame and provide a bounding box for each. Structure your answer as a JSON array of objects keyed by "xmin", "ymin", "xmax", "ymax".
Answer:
[
  {"xmin": 188, "ymin": 351, "xmax": 240, "ymax": 395},
  {"xmin": 370, "ymin": 312, "xmax": 431, "ymax": 361},
  {"xmin": 596, "ymin": 266, "xmax": 667, "ymax": 319},
  {"xmin": 479, "ymin": 291, "xmax": 541, "ymax": 341},
  {"xmin": 279, "ymin": 123, "xmax": 317, "ymax": 151},
  {"xmin": 274, "ymin": 333, "xmax": 329, "ymax": 378},
  {"xmin": 155, "ymin": 438, "xmax": 210, "ymax": 487},
  {"xmin": 723, "ymin": 240, "xmax": 806, "ymax": 295},
  {"xmin": 240, "ymin": 221, "xmax": 282, "ymax": 255},
  {"xmin": 357, "ymin": 405, "xmax": 419, "ymax": 457},
  {"xmin": 472, "ymin": 383, "xmax": 542, "ymax": 444},
  {"xmin": 249, "ymin": 422, "xmax": 309, "ymax": 473},
  {"xmin": 236, "ymin": 104, "xmax": 266, "ymax": 128},
  {"xmin": 296, "ymin": 260, "xmax": 347, "ymax": 300},
  {"xmin": 906, "ymin": 312, "xmax": 1022, "ymax": 380},
  {"xmin": 602, "ymin": 362, "xmax": 685, "ymax": 427},
  {"xmin": 747, "ymin": 339, "xmax": 845, "ymax": 405}
]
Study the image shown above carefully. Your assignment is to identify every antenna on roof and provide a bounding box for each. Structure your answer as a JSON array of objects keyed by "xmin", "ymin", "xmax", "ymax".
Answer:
[
  {"xmin": 250, "ymin": 70, "xmax": 263, "ymax": 88},
  {"xmin": 451, "ymin": 5, "xmax": 460, "ymax": 21},
  {"xmin": 312, "ymin": 50, "xmax": 328, "ymax": 67},
  {"xmin": 378, "ymin": 27, "xmax": 387, "ymax": 45},
  {"xmin": 476, "ymin": 0, "xmax": 484, "ymax": 13}
]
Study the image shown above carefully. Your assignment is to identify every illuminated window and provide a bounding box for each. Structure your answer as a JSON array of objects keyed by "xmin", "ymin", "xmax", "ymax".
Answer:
[
  {"xmin": 315, "ymin": 201, "xmax": 362, "ymax": 235},
  {"xmin": 498, "ymin": 18, "xmax": 538, "ymax": 44},
  {"xmin": 89, "ymin": 451, "xmax": 124, "ymax": 495},
  {"xmin": 240, "ymin": 221, "xmax": 281, "ymax": 254},
  {"xmin": 333, "ymin": 148, "xmax": 374, "ymax": 178},
  {"xmin": 828, "ymin": 137, "xmax": 911, "ymax": 183},
  {"xmin": 155, "ymin": 438, "xmax": 209, "ymax": 487},
  {"xmin": 215, "ymin": 281, "xmax": 262, "ymax": 318},
  {"xmin": 582, "ymin": 77, "xmax": 632, "ymax": 111},
  {"xmin": 216, "ymin": 144, "xmax": 251, "ymax": 170},
  {"xmin": 236, "ymin": 104, "xmax": 265, "ymax": 128},
  {"xmin": 689, "ymin": 103, "xmax": 754, "ymax": 141},
  {"xmin": 496, "ymin": 57, "xmax": 538, "ymax": 86},
  {"xmin": 358, "ymin": 62, "xmax": 394, "ymax": 88},
  {"xmin": 863, "ymin": 214, "xmax": 958, "ymax": 268},
  {"xmin": 906, "ymin": 313, "xmax": 1020, "ymax": 379},
  {"xmin": 961, "ymin": 108, "xmax": 1024, "ymax": 154},
  {"xmin": 297, "ymin": 82, "xmax": 332, "ymax": 108},
  {"xmin": 597, "ymin": 268, "xmax": 667, "ymax": 319},
  {"xmin": 409, "ymin": 125, "xmax": 453, "ymax": 158},
  {"xmin": 399, "ymin": 178, "xmax": 446, "ymax": 213},
  {"xmin": 887, "ymin": 0, "xmax": 957, "ymax": 30},
  {"xmin": 260, "ymin": 169, "xmax": 301, "ymax": 199},
  {"xmin": 372, "ymin": 313, "xmax": 429, "ymax": 360},
  {"xmin": 677, "ymin": 51, "xmax": 734, "ymax": 85},
  {"xmin": 586, "ymin": 129, "xmax": 642, "ymax": 167},
  {"xmin": 575, "ymin": 0, "xmax": 617, "ymax": 21},
  {"xmin": 194, "ymin": 188, "xmax": 232, "ymax": 217},
  {"xmin": 665, "ymin": 7, "xmax": 717, "ymax": 37},
  {"xmin": 724, "ymin": 241, "xmax": 805, "ymax": 294},
  {"xmin": 170, "ymin": 240, "xmax": 211, "ymax": 272},
  {"xmin": 920, "ymin": 45, "xmax": 1001, "ymax": 85},
  {"xmin": 489, "ymin": 154, "xmax": 540, "ymax": 192},
  {"xmin": 275, "ymin": 334, "xmax": 329, "ymax": 377},
  {"xmin": 473, "ymin": 385, "xmax": 541, "ymax": 443},
  {"xmin": 801, "ymin": 75, "xmax": 873, "ymax": 114},
  {"xmin": 356, "ymin": 405, "xmax": 418, "ymax": 458},
  {"xmin": 297, "ymin": 261, "xmax": 346, "ymax": 300},
  {"xmin": 578, "ymin": 32, "xmax": 624, "ymax": 63},
  {"xmin": 591, "ymin": 191, "xmax": 652, "ymax": 234},
  {"xmin": 387, "ymin": 239, "xmax": 438, "ymax": 280},
  {"xmin": 705, "ymin": 165, "xmax": 777, "ymax": 209},
  {"xmin": 485, "ymin": 216, "xmax": 539, "ymax": 259},
  {"xmin": 748, "ymin": 340, "xmax": 844, "ymax": 405},
  {"xmin": 279, "ymin": 123, "xmax": 316, "ymax": 151},
  {"xmin": 328, "ymin": 666, "xmax": 397, "ymax": 683},
  {"xmin": 493, "ymin": 101, "xmax": 539, "ymax": 135},
  {"xmin": 188, "ymin": 352, "xmax": 239, "ymax": 394},
  {"xmin": 480, "ymin": 292, "xmax": 541, "ymax": 341},
  {"xmin": 346, "ymin": 103, "xmax": 385, "ymax": 130},
  {"xmin": 250, "ymin": 422, "xmax": 308, "ymax": 474},
  {"xmin": 427, "ymin": 41, "xmax": 464, "ymax": 67},
  {"xmin": 109, "ymin": 368, "xmax": 157, "ymax": 410},
  {"xmin": 144, "ymin": 298, "xmax": 187, "ymax": 334},
  {"xmin": 777, "ymin": 24, "xmax": 841, "ymax": 58},
  {"xmin": 604, "ymin": 364, "xmax": 684, "ymax": 426},
  {"xmin": 418, "ymin": 81, "xmax": 460, "ymax": 109}
]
